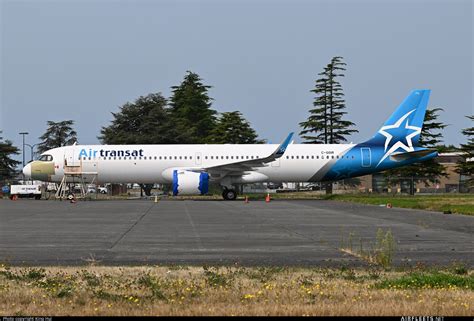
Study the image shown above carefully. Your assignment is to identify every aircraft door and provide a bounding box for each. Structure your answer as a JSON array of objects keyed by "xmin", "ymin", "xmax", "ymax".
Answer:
[
  {"xmin": 64, "ymin": 146, "xmax": 80, "ymax": 167},
  {"xmin": 361, "ymin": 148, "xmax": 371, "ymax": 167}
]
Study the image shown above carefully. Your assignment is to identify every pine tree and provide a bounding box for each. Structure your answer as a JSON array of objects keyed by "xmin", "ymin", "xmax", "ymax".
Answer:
[
  {"xmin": 0, "ymin": 131, "xmax": 20, "ymax": 182},
  {"xmin": 299, "ymin": 56, "xmax": 358, "ymax": 144},
  {"xmin": 99, "ymin": 93, "xmax": 176, "ymax": 144},
  {"xmin": 169, "ymin": 71, "xmax": 217, "ymax": 144},
  {"xmin": 37, "ymin": 120, "xmax": 77, "ymax": 154},
  {"xmin": 456, "ymin": 115, "xmax": 474, "ymax": 189},
  {"xmin": 299, "ymin": 56, "xmax": 358, "ymax": 194},
  {"xmin": 384, "ymin": 108, "xmax": 448, "ymax": 194},
  {"xmin": 208, "ymin": 111, "xmax": 264, "ymax": 144}
]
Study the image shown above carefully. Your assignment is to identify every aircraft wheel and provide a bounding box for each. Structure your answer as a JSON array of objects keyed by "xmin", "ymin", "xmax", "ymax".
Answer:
[
  {"xmin": 67, "ymin": 193, "xmax": 75, "ymax": 201},
  {"xmin": 222, "ymin": 189, "xmax": 237, "ymax": 201}
]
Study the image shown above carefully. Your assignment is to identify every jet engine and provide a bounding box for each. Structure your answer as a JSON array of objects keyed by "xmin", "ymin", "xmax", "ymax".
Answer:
[{"xmin": 172, "ymin": 170, "xmax": 209, "ymax": 196}]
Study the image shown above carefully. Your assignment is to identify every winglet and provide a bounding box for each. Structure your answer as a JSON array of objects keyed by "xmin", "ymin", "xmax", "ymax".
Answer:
[{"xmin": 275, "ymin": 132, "xmax": 294, "ymax": 157}]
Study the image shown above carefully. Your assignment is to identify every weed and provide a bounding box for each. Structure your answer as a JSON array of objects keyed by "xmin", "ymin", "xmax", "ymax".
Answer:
[
  {"xmin": 0, "ymin": 268, "xmax": 21, "ymax": 281},
  {"xmin": 93, "ymin": 289, "xmax": 123, "ymax": 301},
  {"xmin": 374, "ymin": 229, "xmax": 396, "ymax": 269},
  {"xmin": 450, "ymin": 262, "xmax": 468, "ymax": 275},
  {"xmin": 375, "ymin": 272, "xmax": 474, "ymax": 290},
  {"xmin": 137, "ymin": 273, "xmax": 166, "ymax": 300},
  {"xmin": 23, "ymin": 268, "xmax": 46, "ymax": 281},
  {"xmin": 245, "ymin": 267, "xmax": 286, "ymax": 283},
  {"xmin": 203, "ymin": 266, "xmax": 232, "ymax": 288},
  {"xmin": 56, "ymin": 285, "xmax": 74, "ymax": 298},
  {"xmin": 80, "ymin": 270, "xmax": 101, "ymax": 287}
]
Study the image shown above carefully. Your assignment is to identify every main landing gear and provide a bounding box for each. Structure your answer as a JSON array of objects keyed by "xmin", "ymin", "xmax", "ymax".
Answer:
[{"xmin": 222, "ymin": 188, "xmax": 237, "ymax": 201}]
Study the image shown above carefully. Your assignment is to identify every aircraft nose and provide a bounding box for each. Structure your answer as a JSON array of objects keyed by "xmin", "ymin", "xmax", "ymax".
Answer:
[{"xmin": 23, "ymin": 163, "xmax": 31, "ymax": 178}]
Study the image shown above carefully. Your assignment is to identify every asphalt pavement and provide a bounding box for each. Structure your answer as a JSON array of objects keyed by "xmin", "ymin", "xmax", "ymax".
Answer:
[{"xmin": 0, "ymin": 199, "xmax": 472, "ymax": 267}]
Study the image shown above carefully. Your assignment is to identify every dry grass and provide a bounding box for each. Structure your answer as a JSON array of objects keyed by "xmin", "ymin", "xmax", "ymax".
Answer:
[{"xmin": 0, "ymin": 264, "xmax": 472, "ymax": 316}]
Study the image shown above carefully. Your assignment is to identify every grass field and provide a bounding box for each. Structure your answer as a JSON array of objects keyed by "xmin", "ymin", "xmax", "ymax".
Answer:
[
  {"xmin": 321, "ymin": 194, "xmax": 474, "ymax": 215},
  {"xmin": 0, "ymin": 264, "xmax": 472, "ymax": 316}
]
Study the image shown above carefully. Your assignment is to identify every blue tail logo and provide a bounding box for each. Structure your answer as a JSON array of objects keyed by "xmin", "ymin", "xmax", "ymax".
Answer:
[
  {"xmin": 376, "ymin": 108, "xmax": 421, "ymax": 166},
  {"xmin": 364, "ymin": 90, "xmax": 430, "ymax": 167}
]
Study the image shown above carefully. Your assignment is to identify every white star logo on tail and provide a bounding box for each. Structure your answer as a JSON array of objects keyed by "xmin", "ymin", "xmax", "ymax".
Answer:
[{"xmin": 376, "ymin": 109, "xmax": 421, "ymax": 167}]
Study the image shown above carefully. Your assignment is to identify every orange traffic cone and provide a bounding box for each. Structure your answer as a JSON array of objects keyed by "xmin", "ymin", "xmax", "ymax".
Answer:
[
  {"xmin": 265, "ymin": 193, "xmax": 271, "ymax": 203},
  {"xmin": 244, "ymin": 196, "xmax": 249, "ymax": 204}
]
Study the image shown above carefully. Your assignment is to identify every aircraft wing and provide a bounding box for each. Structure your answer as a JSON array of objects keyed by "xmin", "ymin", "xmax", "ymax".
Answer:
[{"xmin": 191, "ymin": 132, "xmax": 294, "ymax": 175}]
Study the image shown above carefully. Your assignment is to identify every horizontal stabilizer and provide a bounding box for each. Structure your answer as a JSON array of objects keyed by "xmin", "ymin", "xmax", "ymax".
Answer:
[{"xmin": 389, "ymin": 149, "xmax": 437, "ymax": 162}]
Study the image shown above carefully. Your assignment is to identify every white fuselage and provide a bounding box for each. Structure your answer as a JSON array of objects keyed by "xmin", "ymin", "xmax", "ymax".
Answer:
[{"xmin": 41, "ymin": 143, "xmax": 356, "ymax": 184}]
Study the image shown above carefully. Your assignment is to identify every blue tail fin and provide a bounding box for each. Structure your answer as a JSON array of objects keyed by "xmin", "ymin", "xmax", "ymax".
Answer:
[{"xmin": 364, "ymin": 89, "xmax": 431, "ymax": 166}]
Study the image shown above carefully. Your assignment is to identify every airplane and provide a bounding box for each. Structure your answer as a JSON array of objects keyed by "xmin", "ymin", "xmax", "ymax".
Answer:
[{"xmin": 22, "ymin": 90, "xmax": 438, "ymax": 200}]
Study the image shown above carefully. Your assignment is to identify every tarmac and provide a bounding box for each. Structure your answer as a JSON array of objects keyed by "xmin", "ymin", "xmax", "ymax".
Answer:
[{"xmin": 0, "ymin": 198, "xmax": 472, "ymax": 267}]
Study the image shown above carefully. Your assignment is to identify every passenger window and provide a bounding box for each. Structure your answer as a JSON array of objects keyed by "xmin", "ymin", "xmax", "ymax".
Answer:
[
  {"xmin": 296, "ymin": 156, "xmax": 299, "ymax": 159},
  {"xmin": 311, "ymin": 156, "xmax": 314, "ymax": 159}
]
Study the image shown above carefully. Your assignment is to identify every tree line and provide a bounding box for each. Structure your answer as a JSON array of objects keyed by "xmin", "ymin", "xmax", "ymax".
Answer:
[{"xmin": 1, "ymin": 61, "xmax": 472, "ymax": 191}]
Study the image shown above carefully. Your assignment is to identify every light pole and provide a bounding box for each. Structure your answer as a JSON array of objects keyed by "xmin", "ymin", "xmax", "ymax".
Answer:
[
  {"xmin": 19, "ymin": 132, "xmax": 29, "ymax": 180},
  {"xmin": 25, "ymin": 143, "xmax": 39, "ymax": 162}
]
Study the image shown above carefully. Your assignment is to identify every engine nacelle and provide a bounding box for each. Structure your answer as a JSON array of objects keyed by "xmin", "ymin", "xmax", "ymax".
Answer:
[{"xmin": 172, "ymin": 170, "xmax": 209, "ymax": 196}]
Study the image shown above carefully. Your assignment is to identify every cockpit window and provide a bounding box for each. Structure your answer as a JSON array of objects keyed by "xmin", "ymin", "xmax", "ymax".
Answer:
[{"xmin": 38, "ymin": 154, "xmax": 53, "ymax": 162}]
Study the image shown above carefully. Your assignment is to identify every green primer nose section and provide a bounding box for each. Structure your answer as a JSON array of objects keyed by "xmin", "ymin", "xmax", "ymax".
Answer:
[{"xmin": 31, "ymin": 161, "xmax": 55, "ymax": 181}]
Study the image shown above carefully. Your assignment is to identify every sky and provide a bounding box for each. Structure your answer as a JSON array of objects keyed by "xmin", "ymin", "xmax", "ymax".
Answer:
[{"xmin": 1, "ymin": 0, "xmax": 472, "ymax": 162}]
